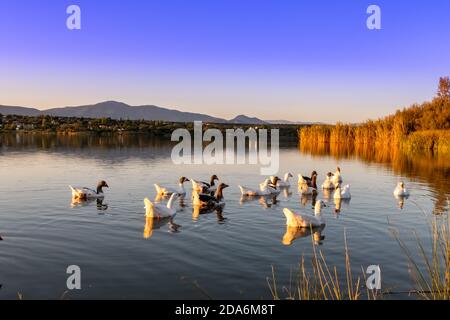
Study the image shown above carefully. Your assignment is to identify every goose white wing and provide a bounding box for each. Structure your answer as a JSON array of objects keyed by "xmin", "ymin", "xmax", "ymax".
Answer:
[
  {"xmin": 394, "ymin": 186, "xmax": 409, "ymax": 197},
  {"xmin": 297, "ymin": 214, "xmax": 323, "ymax": 228},
  {"xmin": 283, "ymin": 208, "xmax": 323, "ymax": 228},
  {"xmin": 154, "ymin": 204, "xmax": 176, "ymax": 217},
  {"xmin": 144, "ymin": 198, "xmax": 177, "ymax": 218},
  {"xmin": 239, "ymin": 185, "xmax": 270, "ymax": 196},
  {"xmin": 154, "ymin": 184, "xmax": 178, "ymax": 195},
  {"xmin": 277, "ymin": 181, "xmax": 290, "ymax": 187},
  {"xmin": 335, "ymin": 185, "xmax": 351, "ymax": 199},
  {"xmin": 70, "ymin": 186, "xmax": 102, "ymax": 199}
]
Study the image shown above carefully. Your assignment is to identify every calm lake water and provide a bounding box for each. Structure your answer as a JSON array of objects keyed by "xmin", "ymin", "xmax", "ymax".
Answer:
[{"xmin": 0, "ymin": 133, "xmax": 449, "ymax": 299}]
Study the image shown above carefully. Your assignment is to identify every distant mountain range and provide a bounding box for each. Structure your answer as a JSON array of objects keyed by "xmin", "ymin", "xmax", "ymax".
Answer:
[{"xmin": 0, "ymin": 101, "xmax": 309, "ymax": 125}]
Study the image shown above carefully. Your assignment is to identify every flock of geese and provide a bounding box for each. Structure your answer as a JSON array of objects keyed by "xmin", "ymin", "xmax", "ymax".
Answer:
[
  {"xmin": 0, "ymin": 168, "xmax": 410, "ymax": 242},
  {"xmin": 65, "ymin": 167, "xmax": 410, "ymax": 239}
]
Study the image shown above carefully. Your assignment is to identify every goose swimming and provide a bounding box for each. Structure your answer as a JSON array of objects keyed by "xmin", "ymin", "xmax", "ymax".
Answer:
[
  {"xmin": 283, "ymin": 200, "xmax": 326, "ymax": 228},
  {"xmin": 332, "ymin": 167, "xmax": 343, "ymax": 185},
  {"xmin": 274, "ymin": 173, "xmax": 293, "ymax": 188},
  {"xmin": 334, "ymin": 184, "xmax": 351, "ymax": 199},
  {"xmin": 240, "ymin": 183, "xmax": 270, "ymax": 196},
  {"xmin": 191, "ymin": 175, "xmax": 219, "ymax": 194},
  {"xmin": 393, "ymin": 181, "xmax": 410, "ymax": 197},
  {"xmin": 154, "ymin": 177, "xmax": 189, "ymax": 196},
  {"xmin": 144, "ymin": 193, "xmax": 179, "ymax": 218},
  {"xmin": 261, "ymin": 177, "xmax": 281, "ymax": 195},
  {"xmin": 69, "ymin": 180, "xmax": 109, "ymax": 200},
  {"xmin": 193, "ymin": 183, "xmax": 229, "ymax": 209},
  {"xmin": 240, "ymin": 179, "xmax": 277, "ymax": 197},
  {"xmin": 321, "ymin": 172, "xmax": 336, "ymax": 190},
  {"xmin": 300, "ymin": 171, "xmax": 318, "ymax": 187},
  {"xmin": 298, "ymin": 174, "xmax": 318, "ymax": 195}
]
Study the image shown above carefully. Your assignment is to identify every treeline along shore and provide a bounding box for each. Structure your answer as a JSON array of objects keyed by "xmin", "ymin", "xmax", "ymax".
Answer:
[
  {"xmin": 0, "ymin": 114, "xmax": 301, "ymax": 141},
  {"xmin": 299, "ymin": 77, "xmax": 450, "ymax": 155},
  {"xmin": 2, "ymin": 77, "xmax": 449, "ymax": 150}
]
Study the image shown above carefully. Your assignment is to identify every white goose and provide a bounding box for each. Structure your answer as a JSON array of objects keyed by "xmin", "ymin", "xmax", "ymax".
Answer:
[
  {"xmin": 394, "ymin": 181, "xmax": 409, "ymax": 197},
  {"xmin": 334, "ymin": 184, "xmax": 351, "ymax": 199},
  {"xmin": 154, "ymin": 177, "xmax": 189, "ymax": 196},
  {"xmin": 240, "ymin": 179, "xmax": 274, "ymax": 196},
  {"xmin": 283, "ymin": 200, "xmax": 326, "ymax": 228},
  {"xmin": 69, "ymin": 180, "xmax": 109, "ymax": 200},
  {"xmin": 321, "ymin": 172, "xmax": 336, "ymax": 190},
  {"xmin": 332, "ymin": 167, "xmax": 343, "ymax": 185},
  {"xmin": 274, "ymin": 173, "xmax": 293, "ymax": 188},
  {"xmin": 260, "ymin": 177, "xmax": 281, "ymax": 195},
  {"xmin": 144, "ymin": 193, "xmax": 178, "ymax": 218}
]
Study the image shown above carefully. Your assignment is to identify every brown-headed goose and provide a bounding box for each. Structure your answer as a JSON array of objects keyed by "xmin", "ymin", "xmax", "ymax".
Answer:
[
  {"xmin": 193, "ymin": 183, "xmax": 229, "ymax": 209},
  {"xmin": 69, "ymin": 180, "xmax": 109, "ymax": 200},
  {"xmin": 191, "ymin": 175, "xmax": 219, "ymax": 194},
  {"xmin": 300, "ymin": 171, "xmax": 318, "ymax": 187},
  {"xmin": 298, "ymin": 173, "xmax": 318, "ymax": 195}
]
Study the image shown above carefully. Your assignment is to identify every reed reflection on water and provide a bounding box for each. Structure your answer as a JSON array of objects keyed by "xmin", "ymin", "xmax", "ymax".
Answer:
[
  {"xmin": 300, "ymin": 142, "xmax": 450, "ymax": 215},
  {"xmin": 0, "ymin": 132, "xmax": 449, "ymax": 299}
]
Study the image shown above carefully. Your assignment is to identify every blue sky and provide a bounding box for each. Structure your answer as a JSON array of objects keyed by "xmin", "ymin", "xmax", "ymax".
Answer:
[{"xmin": 0, "ymin": 0, "xmax": 449, "ymax": 122}]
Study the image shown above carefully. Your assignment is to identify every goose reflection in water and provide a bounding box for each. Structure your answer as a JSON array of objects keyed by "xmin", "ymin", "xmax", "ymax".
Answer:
[
  {"xmin": 333, "ymin": 198, "xmax": 350, "ymax": 215},
  {"xmin": 71, "ymin": 197, "xmax": 108, "ymax": 212},
  {"xmin": 143, "ymin": 216, "xmax": 181, "ymax": 239},
  {"xmin": 394, "ymin": 194, "xmax": 410, "ymax": 210},
  {"xmin": 282, "ymin": 188, "xmax": 292, "ymax": 199},
  {"xmin": 192, "ymin": 205, "xmax": 227, "ymax": 223},
  {"xmin": 300, "ymin": 192, "xmax": 318, "ymax": 208},
  {"xmin": 282, "ymin": 225, "xmax": 326, "ymax": 246},
  {"xmin": 239, "ymin": 194, "xmax": 279, "ymax": 209},
  {"xmin": 322, "ymin": 188, "xmax": 332, "ymax": 201}
]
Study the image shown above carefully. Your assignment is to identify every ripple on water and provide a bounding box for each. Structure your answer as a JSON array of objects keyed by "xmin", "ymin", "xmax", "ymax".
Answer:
[{"xmin": 0, "ymin": 137, "xmax": 448, "ymax": 299}]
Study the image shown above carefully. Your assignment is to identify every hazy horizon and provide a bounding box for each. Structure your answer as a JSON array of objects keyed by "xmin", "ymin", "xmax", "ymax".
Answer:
[
  {"xmin": 1, "ymin": 0, "xmax": 449, "ymax": 122},
  {"xmin": 0, "ymin": 98, "xmax": 413, "ymax": 124}
]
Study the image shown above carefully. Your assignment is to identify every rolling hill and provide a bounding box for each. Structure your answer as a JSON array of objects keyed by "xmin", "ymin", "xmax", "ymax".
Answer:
[{"xmin": 0, "ymin": 101, "xmax": 304, "ymax": 124}]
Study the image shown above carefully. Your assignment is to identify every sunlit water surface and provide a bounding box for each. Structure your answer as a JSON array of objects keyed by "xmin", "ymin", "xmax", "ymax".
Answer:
[{"xmin": 0, "ymin": 134, "xmax": 449, "ymax": 299}]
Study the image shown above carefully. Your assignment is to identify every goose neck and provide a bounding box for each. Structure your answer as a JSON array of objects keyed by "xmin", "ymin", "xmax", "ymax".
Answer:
[
  {"xmin": 215, "ymin": 187, "xmax": 224, "ymax": 201},
  {"xmin": 167, "ymin": 194, "xmax": 176, "ymax": 209}
]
